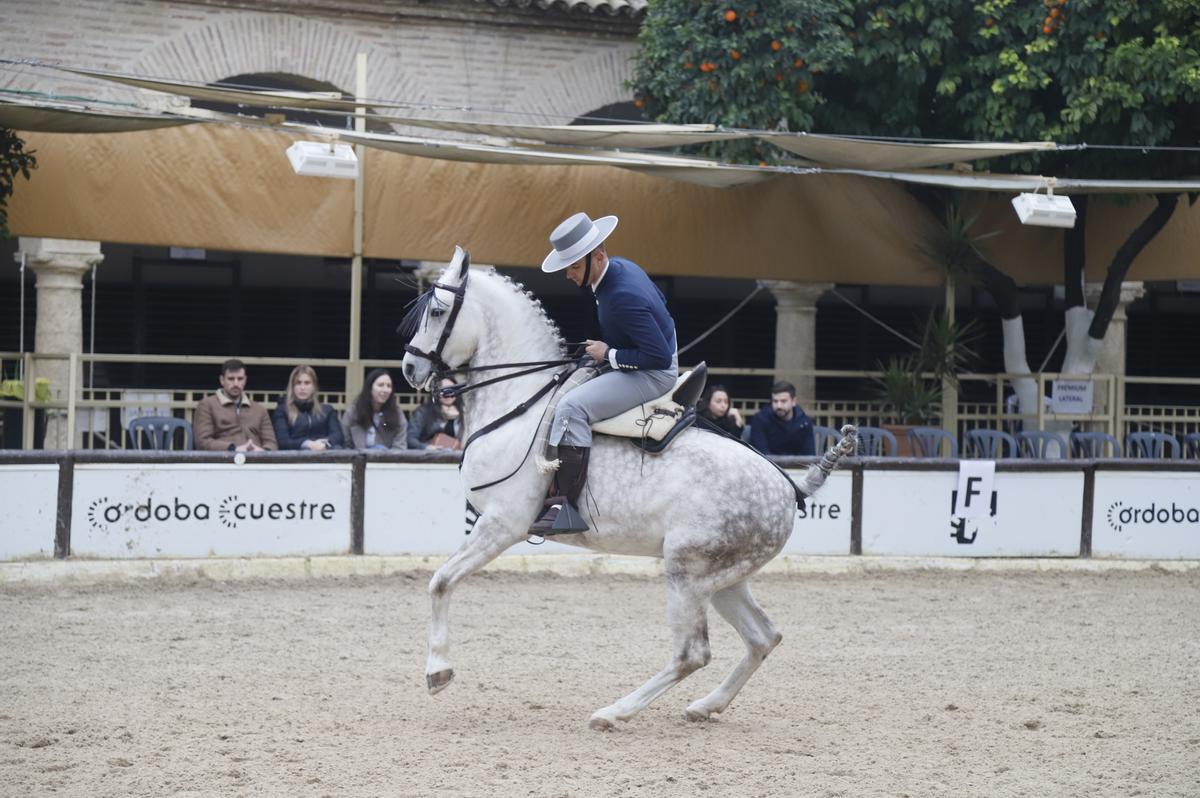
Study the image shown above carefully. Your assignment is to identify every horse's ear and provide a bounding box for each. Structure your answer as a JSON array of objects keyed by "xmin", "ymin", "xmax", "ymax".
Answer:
[{"xmin": 459, "ymin": 247, "xmax": 471, "ymax": 278}]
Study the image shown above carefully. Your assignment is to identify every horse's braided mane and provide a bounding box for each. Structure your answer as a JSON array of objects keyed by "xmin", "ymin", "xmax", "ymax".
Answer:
[{"xmin": 481, "ymin": 268, "xmax": 566, "ymax": 355}]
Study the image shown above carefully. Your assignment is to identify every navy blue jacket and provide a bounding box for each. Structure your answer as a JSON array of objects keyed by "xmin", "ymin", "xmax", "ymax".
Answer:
[
  {"xmin": 749, "ymin": 405, "xmax": 816, "ymax": 456},
  {"xmin": 272, "ymin": 399, "xmax": 345, "ymax": 450},
  {"xmin": 593, "ymin": 257, "xmax": 677, "ymax": 371}
]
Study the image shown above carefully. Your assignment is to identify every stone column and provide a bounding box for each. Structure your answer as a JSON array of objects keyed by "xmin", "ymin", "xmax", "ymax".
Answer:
[
  {"xmin": 761, "ymin": 281, "xmax": 832, "ymax": 406},
  {"xmin": 1084, "ymin": 281, "xmax": 1145, "ymax": 378},
  {"xmin": 17, "ymin": 238, "xmax": 104, "ymax": 449}
]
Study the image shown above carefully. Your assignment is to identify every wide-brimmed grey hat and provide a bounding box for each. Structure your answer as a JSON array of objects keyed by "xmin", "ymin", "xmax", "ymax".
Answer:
[{"xmin": 541, "ymin": 212, "xmax": 619, "ymax": 273}]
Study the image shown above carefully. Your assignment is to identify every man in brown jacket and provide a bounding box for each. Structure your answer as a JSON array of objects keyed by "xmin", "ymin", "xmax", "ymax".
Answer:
[{"xmin": 193, "ymin": 359, "xmax": 278, "ymax": 451}]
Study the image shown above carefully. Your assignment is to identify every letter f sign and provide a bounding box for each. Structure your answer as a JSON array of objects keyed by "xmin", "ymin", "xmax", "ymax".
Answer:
[{"xmin": 954, "ymin": 460, "xmax": 996, "ymax": 519}]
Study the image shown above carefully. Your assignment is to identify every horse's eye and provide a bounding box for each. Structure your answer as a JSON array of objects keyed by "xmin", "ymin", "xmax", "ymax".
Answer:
[{"xmin": 430, "ymin": 308, "xmax": 446, "ymax": 318}]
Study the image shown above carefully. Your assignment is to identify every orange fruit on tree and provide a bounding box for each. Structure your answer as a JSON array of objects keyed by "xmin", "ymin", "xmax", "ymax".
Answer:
[
  {"xmin": 771, "ymin": 40, "xmax": 782, "ymax": 51},
  {"xmin": 730, "ymin": 49, "xmax": 741, "ymax": 60},
  {"xmin": 794, "ymin": 57, "xmax": 805, "ymax": 68},
  {"xmin": 724, "ymin": 9, "xmax": 737, "ymax": 22},
  {"xmin": 985, "ymin": 17, "xmax": 995, "ymax": 27},
  {"xmin": 775, "ymin": 72, "xmax": 783, "ymax": 81},
  {"xmin": 796, "ymin": 79, "xmax": 810, "ymax": 93},
  {"xmin": 1050, "ymin": 7, "xmax": 1060, "ymax": 17},
  {"xmin": 684, "ymin": 61, "xmax": 693, "ymax": 69},
  {"xmin": 633, "ymin": 98, "xmax": 645, "ymax": 109},
  {"xmin": 1043, "ymin": 24, "xmax": 1053, "ymax": 34}
]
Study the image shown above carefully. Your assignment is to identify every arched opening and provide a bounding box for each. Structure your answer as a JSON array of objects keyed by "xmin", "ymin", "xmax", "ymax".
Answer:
[
  {"xmin": 570, "ymin": 101, "xmax": 648, "ymax": 126},
  {"xmin": 193, "ymin": 72, "xmax": 391, "ymax": 133}
]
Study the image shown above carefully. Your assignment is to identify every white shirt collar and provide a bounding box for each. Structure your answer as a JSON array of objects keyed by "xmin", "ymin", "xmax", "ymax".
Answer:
[{"xmin": 590, "ymin": 258, "xmax": 610, "ymax": 292}]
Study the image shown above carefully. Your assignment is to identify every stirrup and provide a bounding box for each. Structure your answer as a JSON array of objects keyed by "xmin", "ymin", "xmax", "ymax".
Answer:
[{"xmin": 549, "ymin": 501, "xmax": 589, "ymax": 534}]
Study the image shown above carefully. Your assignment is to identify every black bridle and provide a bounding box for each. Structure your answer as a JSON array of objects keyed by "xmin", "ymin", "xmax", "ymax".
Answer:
[
  {"xmin": 402, "ymin": 269, "xmax": 469, "ymax": 379},
  {"xmin": 400, "ymin": 251, "xmax": 581, "ymax": 483}
]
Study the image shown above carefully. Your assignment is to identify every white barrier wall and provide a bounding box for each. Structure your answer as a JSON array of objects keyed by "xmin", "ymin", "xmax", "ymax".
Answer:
[
  {"xmin": 5, "ymin": 456, "xmax": 1199, "ymax": 561},
  {"xmin": 71, "ymin": 463, "xmax": 353, "ymax": 557},
  {"xmin": 862, "ymin": 469, "xmax": 1084, "ymax": 557},
  {"xmin": 0, "ymin": 464, "xmax": 59, "ymax": 559},
  {"xmin": 364, "ymin": 462, "xmax": 603, "ymax": 556},
  {"xmin": 784, "ymin": 469, "xmax": 853, "ymax": 555},
  {"xmin": 1091, "ymin": 471, "xmax": 1200, "ymax": 559}
]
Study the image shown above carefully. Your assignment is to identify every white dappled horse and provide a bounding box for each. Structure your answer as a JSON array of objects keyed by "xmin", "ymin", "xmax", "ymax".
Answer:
[{"xmin": 401, "ymin": 247, "xmax": 855, "ymax": 730}]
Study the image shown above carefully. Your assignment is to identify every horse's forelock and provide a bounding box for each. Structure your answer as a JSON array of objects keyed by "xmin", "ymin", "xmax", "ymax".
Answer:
[{"xmin": 397, "ymin": 289, "xmax": 434, "ymax": 339}]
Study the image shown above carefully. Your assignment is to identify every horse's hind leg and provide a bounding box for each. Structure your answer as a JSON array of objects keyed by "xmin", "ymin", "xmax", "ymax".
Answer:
[
  {"xmin": 588, "ymin": 577, "xmax": 711, "ymax": 731},
  {"xmin": 426, "ymin": 513, "xmax": 522, "ymax": 694},
  {"xmin": 684, "ymin": 580, "xmax": 782, "ymax": 722}
]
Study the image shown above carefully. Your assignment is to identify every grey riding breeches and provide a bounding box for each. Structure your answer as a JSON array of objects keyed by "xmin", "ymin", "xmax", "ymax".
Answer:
[{"xmin": 550, "ymin": 361, "xmax": 679, "ymax": 448}]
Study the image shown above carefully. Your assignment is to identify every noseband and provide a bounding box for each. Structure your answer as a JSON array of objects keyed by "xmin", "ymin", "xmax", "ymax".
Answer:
[{"xmin": 403, "ymin": 270, "xmax": 469, "ymax": 379}]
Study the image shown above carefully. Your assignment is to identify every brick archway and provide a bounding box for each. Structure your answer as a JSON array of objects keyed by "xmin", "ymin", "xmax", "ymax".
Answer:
[
  {"xmin": 129, "ymin": 12, "xmax": 430, "ymax": 114},
  {"xmin": 505, "ymin": 44, "xmax": 639, "ymax": 124}
]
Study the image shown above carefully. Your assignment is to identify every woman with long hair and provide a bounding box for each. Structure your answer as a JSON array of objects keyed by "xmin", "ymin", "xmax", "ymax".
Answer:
[
  {"xmin": 696, "ymin": 383, "xmax": 743, "ymax": 438},
  {"xmin": 407, "ymin": 377, "xmax": 463, "ymax": 450},
  {"xmin": 271, "ymin": 365, "xmax": 345, "ymax": 450},
  {"xmin": 343, "ymin": 368, "xmax": 409, "ymax": 450}
]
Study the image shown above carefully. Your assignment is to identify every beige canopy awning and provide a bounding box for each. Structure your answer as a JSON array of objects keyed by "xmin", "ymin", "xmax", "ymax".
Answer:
[
  {"xmin": 0, "ymin": 96, "xmax": 195, "ymax": 133},
  {"xmin": 10, "ymin": 123, "xmax": 1200, "ymax": 285},
  {"xmin": 762, "ymin": 133, "xmax": 1057, "ymax": 170}
]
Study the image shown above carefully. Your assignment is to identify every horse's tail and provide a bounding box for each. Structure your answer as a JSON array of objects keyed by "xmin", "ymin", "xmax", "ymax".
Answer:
[
  {"xmin": 796, "ymin": 425, "xmax": 858, "ymax": 499},
  {"xmin": 695, "ymin": 418, "xmax": 857, "ymax": 507}
]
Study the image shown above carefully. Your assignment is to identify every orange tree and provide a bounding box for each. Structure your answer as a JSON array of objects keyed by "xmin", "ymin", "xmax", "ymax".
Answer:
[
  {"xmin": 633, "ymin": 0, "xmax": 1200, "ymax": 390},
  {"xmin": 1, "ymin": 128, "xmax": 36, "ymax": 239}
]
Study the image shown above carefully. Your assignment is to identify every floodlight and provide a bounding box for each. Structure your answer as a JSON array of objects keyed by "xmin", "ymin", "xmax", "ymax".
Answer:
[
  {"xmin": 286, "ymin": 140, "xmax": 359, "ymax": 180},
  {"xmin": 1011, "ymin": 185, "xmax": 1076, "ymax": 228}
]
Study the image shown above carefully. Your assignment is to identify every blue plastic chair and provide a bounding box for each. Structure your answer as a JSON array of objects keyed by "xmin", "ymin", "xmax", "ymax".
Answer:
[
  {"xmin": 1184, "ymin": 433, "xmax": 1200, "ymax": 460},
  {"xmin": 1126, "ymin": 431, "xmax": 1181, "ymax": 459},
  {"xmin": 963, "ymin": 429, "xmax": 1018, "ymax": 459},
  {"xmin": 1016, "ymin": 430, "xmax": 1070, "ymax": 459},
  {"xmin": 813, "ymin": 425, "xmax": 839, "ymax": 452},
  {"xmin": 128, "ymin": 416, "xmax": 193, "ymax": 450},
  {"xmin": 856, "ymin": 426, "xmax": 898, "ymax": 457},
  {"xmin": 1070, "ymin": 431, "xmax": 1121, "ymax": 459},
  {"xmin": 908, "ymin": 427, "xmax": 958, "ymax": 458}
]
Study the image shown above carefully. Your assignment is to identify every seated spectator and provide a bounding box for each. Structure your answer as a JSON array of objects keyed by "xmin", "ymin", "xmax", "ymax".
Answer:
[
  {"xmin": 697, "ymin": 383, "xmax": 743, "ymax": 437},
  {"xmin": 748, "ymin": 380, "xmax": 815, "ymax": 456},
  {"xmin": 194, "ymin": 358, "xmax": 278, "ymax": 452},
  {"xmin": 408, "ymin": 378, "xmax": 463, "ymax": 450},
  {"xmin": 343, "ymin": 368, "xmax": 408, "ymax": 450},
  {"xmin": 271, "ymin": 365, "xmax": 344, "ymax": 451}
]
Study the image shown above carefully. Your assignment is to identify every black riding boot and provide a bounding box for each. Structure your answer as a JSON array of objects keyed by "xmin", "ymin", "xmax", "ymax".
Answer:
[{"xmin": 529, "ymin": 445, "xmax": 591, "ymax": 536}]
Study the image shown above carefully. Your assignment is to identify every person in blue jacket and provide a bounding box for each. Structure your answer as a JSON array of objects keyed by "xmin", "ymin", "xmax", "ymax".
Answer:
[
  {"xmin": 271, "ymin": 365, "xmax": 345, "ymax": 451},
  {"xmin": 749, "ymin": 380, "xmax": 816, "ymax": 456},
  {"xmin": 530, "ymin": 212, "xmax": 678, "ymax": 535}
]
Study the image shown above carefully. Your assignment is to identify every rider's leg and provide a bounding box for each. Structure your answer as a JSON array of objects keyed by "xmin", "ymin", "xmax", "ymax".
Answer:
[{"xmin": 531, "ymin": 367, "xmax": 676, "ymax": 535}]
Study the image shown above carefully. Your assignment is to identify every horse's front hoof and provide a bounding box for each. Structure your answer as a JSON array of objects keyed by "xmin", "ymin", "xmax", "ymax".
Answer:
[
  {"xmin": 588, "ymin": 714, "xmax": 616, "ymax": 732},
  {"xmin": 684, "ymin": 704, "xmax": 713, "ymax": 723},
  {"xmin": 426, "ymin": 668, "xmax": 455, "ymax": 694}
]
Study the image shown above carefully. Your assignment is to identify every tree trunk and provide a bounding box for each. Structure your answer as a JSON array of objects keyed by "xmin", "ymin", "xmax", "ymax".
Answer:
[
  {"xmin": 974, "ymin": 257, "xmax": 1038, "ymax": 420},
  {"xmin": 1060, "ymin": 194, "xmax": 1178, "ymax": 375}
]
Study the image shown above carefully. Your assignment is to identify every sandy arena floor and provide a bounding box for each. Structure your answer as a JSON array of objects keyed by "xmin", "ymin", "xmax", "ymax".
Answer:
[{"xmin": 1, "ymin": 568, "xmax": 1198, "ymax": 797}]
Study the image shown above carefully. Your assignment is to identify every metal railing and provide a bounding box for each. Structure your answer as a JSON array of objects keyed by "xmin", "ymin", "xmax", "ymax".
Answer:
[{"xmin": 3, "ymin": 352, "xmax": 1199, "ymax": 451}]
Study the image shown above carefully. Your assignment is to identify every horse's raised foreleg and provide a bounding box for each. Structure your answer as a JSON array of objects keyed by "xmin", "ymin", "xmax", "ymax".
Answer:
[
  {"xmin": 684, "ymin": 580, "xmax": 781, "ymax": 722},
  {"xmin": 426, "ymin": 513, "xmax": 523, "ymax": 694},
  {"xmin": 588, "ymin": 576, "xmax": 711, "ymax": 730}
]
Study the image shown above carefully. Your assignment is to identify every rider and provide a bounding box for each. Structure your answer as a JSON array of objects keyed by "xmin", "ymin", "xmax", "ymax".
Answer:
[{"xmin": 530, "ymin": 212, "xmax": 679, "ymax": 535}]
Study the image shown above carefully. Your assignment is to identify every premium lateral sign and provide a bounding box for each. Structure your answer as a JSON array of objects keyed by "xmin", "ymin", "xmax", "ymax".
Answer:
[
  {"xmin": 72, "ymin": 463, "xmax": 352, "ymax": 557},
  {"xmin": 1092, "ymin": 472, "xmax": 1200, "ymax": 558}
]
